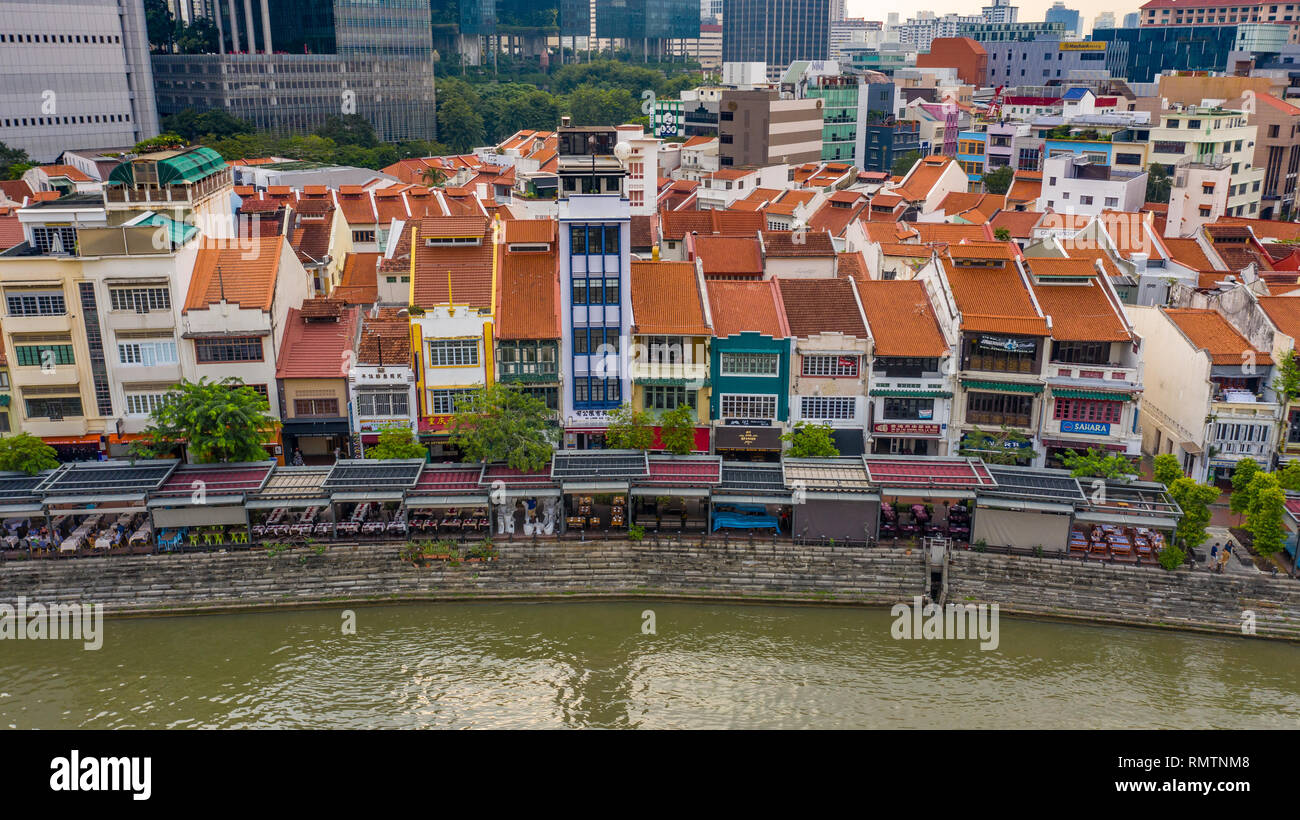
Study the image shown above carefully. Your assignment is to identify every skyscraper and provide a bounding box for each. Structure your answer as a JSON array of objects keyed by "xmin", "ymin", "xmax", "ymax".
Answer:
[
  {"xmin": 0, "ymin": 0, "xmax": 159, "ymax": 162},
  {"xmin": 722, "ymin": 0, "xmax": 830, "ymax": 80},
  {"xmin": 981, "ymin": 0, "xmax": 1018, "ymax": 25},
  {"xmin": 1044, "ymin": 2, "xmax": 1081, "ymax": 37},
  {"xmin": 152, "ymin": 0, "xmax": 437, "ymax": 143}
]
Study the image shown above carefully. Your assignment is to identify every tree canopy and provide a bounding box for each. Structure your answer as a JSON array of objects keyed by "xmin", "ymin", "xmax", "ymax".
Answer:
[
  {"xmin": 982, "ymin": 165, "xmax": 1014, "ymax": 195},
  {"xmin": 781, "ymin": 421, "xmax": 840, "ymax": 458},
  {"xmin": 604, "ymin": 404, "xmax": 656, "ymax": 451},
  {"xmin": 1061, "ymin": 447, "xmax": 1135, "ymax": 480},
  {"xmin": 958, "ymin": 426, "xmax": 1033, "ymax": 465},
  {"xmin": 1168, "ymin": 477, "xmax": 1220, "ymax": 550},
  {"xmin": 130, "ymin": 378, "xmax": 279, "ymax": 464},
  {"xmin": 446, "ymin": 384, "xmax": 556, "ymax": 471},
  {"xmin": 657, "ymin": 404, "xmax": 697, "ymax": 456},
  {"xmin": 0, "ymin": 433, "xmax": 59, "ymax": 476},
  {"xmin": 365, "ymin": 424, "xmax": 427, "ymax": 460}
]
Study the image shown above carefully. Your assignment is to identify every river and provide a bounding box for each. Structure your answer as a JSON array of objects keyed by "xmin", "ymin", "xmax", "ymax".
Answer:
[{"xmin": 1, "ymin": 602, "xmax": 1297, "ymax": 729}]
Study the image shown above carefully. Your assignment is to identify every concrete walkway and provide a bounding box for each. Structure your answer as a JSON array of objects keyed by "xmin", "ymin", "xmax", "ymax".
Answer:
[{"xmin": 1204, "ymin": 526, "xmax": 1261, "ymax": 575}]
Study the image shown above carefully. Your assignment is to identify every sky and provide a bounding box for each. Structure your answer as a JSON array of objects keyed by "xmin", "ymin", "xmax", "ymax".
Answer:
[{"xmin": 844, "ymin": 0, "xmax": 1143, "ymax": 29}]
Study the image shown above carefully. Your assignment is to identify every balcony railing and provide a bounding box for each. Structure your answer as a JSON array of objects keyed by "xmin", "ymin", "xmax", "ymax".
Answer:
[
  {"xmin": 966, "ymin": 411, "xmax": 1033, "ymax": 428},
  {"xmin": 1050, "ymin": 363, "xmax": 1139, "ymax": 384},
  {"xmin": 963, "ymin": 355, "xmax": 1036, "ymax": 374}
]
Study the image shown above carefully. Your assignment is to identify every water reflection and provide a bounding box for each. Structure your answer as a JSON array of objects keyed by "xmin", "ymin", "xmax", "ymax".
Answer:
[{"xmin": 0, "ymin": 602, "xmax": 1296, "ymax": 729}]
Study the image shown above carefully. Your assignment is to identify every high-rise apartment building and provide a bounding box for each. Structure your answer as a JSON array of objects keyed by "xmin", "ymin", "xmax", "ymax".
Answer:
[
  {"xmin": 1094, "ymin": 12, "xmax": 1118, "ymax": 30},
  {"xmin": 722, "ymin": 0, "xmax": 830, "ymax": 81},
  {"xmin": 152, "ymin": 0, "xmax": 437, "ymax": 143},
  {"xmin": 1044, "ymin": 2, "xmax": 1081, "ymax": 37},
  {"xmin": 897, "ymin": 13, "xmax": 985, "ymax": 52},
  {"xmin": 981, "ymin": 0, "xmax": 1018, "ymax": 25},
  {"xmin": 0, "ymin": 0, "xmax": 159, "ymax": 162}
]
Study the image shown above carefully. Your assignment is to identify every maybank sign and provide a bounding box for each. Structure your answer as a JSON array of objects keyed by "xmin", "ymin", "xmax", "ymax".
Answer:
[{"xmin": 1059, "ymin": 41, "xmax": 1106, "ymax": 51}]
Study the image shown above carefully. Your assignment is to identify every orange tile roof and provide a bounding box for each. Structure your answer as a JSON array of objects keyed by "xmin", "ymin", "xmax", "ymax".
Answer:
[
  {"xmin": 856, "ymin": 279, "xmax": 949, "ymax": 358},
  {"xmin": 630, "ymin": 261, "xmax": 710, "ymax": 336},
  {"xmin": 1031, "ymin": 277, "xmax": 1132, "ymax": 342},
  {"xmin": 660, "ymin": 209, "xmax": 764, "ymax": 240},
  {"xmin": 276, "ymin": 305, "xmax": 360, "ymax": 379},
  {"xmin": 1164, "ymin": 308, "xmax": 1272, "ymax": 365},
  {"xmin": 38, "ymin": 164, "xmax": 92, "ymax": 182},
  {"xmin": 1006, "ymin": 174, "xmax": 1042, "ymax": 204},
  {"xmin": 879, "ymin": 242, "xmax": 931, "ymax": 257},
  {"xmin": 333, "ymin": 189, "xmax": 376, "ymax": 225},
  {"xmin": 947, "ymin": 241, "xmax": 1018, "ymax": 262},
  {"xmin": 1098, "ymin": 210, "xmax": 1169, "ymax": 260},
  {"xmin": 942, "ymin": 258, "xmax": 1048, "ymax": 337},
  {"xmin": 807, "ymin": 196, "xmax": 868, "ymax": 236},
  {"xmin": 411, "ymin": 216, "xmax": 494, "ymax": 309},
  {"xmin": 496, "ymin": 250, "xmax": 559, "ymax": 340},
  {"xmin": 0, "ymin": 207, "xmax": 24, "ymax": 250},
  {"xmin": 1163, "ymin": 238, "xmax": 1218, "ymax": 272},
  {"xmin": 1021, "ymin": 257, "xmax": 1101, "ymax": 278},
  {"xmin": 777, "ymin": 278, "xmax": 866, "ymax": 338},
  {"xmin": 357, "ymin": 314, "xmax": 412, "ymax": 366},
  {"xmin": 912, "ymin": 223, "xmax": 993, "ymax": 244},
  {"xmin": 837, "ymin": 251, "xmax": 868, "ymax": 281},
  {"xmin": 695, "ymin": 235, "xmax": 764, "ymax": 276},
  {"xmin": 682, "ymin": 136, "xmax": 717, "ymax": 148},
  {"xmin": 1217, "ymin": 216, "xmax": 1300, "ymax": 244},
  {"xmin": 335, "ymin": 252, "xmax": 381, "ymax": 304},
  {"xmin": 503, "ymin": 218, "xmax": 556, "ymax": 244},
  {"xmin": 895, "ymin": 155, "xmax": 956, "ymax": 202},
  {"xmin": 990, "ymin": 210, "xmax": 1045, "ymax": 238},
  {"xmin": 761, "ymin": 229, "xmax": 836, "ymax": 257},
  {"xmin": 1257, "ymin": 296, "xmax": 1300, "ymax": 341},
  {"xmin": 1039, "ymin": 211, "xmax": 1093, "ymax": 232},
  {"xmin": 1062, "ymin": 245, "xmax": 1125, "ymax": 280},
  {"xmin": 705, "ymin": 279, "xmax": 789, "ymax": 338},
  {"xmin": 185, "ymin": 236, "xmax": 284, "ymax": 312}
]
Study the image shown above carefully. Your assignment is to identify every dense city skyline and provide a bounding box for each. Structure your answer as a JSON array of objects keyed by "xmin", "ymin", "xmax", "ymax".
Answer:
[{"xmin": 845, "ymin": 0, "xmax": 1139, "ymax": 26}]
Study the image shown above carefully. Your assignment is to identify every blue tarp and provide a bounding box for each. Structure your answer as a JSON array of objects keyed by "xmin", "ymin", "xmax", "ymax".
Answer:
[{"xmin": 712, "ymin": 512, "xmax": 779, "ymax": 532}]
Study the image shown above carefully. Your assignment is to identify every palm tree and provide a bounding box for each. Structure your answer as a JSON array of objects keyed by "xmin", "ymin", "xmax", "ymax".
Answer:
[{"xmin": 420, "ymin": 166, "xmax": 447, "ymax": 188}]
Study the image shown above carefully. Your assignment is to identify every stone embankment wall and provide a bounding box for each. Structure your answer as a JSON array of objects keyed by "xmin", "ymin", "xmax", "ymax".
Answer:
[
  {"xmin": 947, "ymin": 551, "xmax": 1300, "ymax": 640},
  {"xmin": 2, "ymin": 540, "xmax": 1298, "ymax": 640}
]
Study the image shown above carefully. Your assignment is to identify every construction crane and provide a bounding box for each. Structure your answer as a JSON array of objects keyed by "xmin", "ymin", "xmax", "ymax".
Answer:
[{"xmin": 985, "ymin": 86, "xmax": 1006, "ymax": 123}]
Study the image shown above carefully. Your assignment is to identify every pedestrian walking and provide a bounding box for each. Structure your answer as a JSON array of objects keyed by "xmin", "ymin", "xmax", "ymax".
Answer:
[{"xmin": 1210, "ymin": 543, "xmax": 1218, "ymax": 568}]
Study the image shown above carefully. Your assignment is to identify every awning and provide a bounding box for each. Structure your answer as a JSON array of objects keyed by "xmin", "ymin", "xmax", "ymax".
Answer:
[
  {"xmin": 1051, "ymin": 388, "xmax": 1134, "ymax": 400},
  {"xmin": 1073, "ymin": 510, "xmax": 1174, "ymax": 530},
  {"xmin": 495, "ymin": 487, "xmax": 562, "ymax": 499},
  {"xmin": 281, "ymin": 420, "xmax": 351, "ymax": 435},
  {"xmin": 1180, "ymin": 441, "xmax": 1203, "ymax": 454},
  {"xmin": 45, "ymin": 493, "xmax": 146, "ymax": 505},
  {"xmin": 147, "ymin": 494, "xmax": 245, "ymax": 508},
  {"xmin": 879, "ymin": 488, "xmax": 977, "ymax": 500},
  {"xmin": 41, "ymin": 435, "xmax": 101, "ymax": 446},
  {"xmin": 978, "ymin": 497, "xmax": 1075, "ymax": 514},
  {"xmin": 406, "ymin": 494, "xmax": 490, "ymax": 508},
  {"xmin": 711, "ymin": 493, "xmax": 793, "ymax": 505},
  {"xmin": 563, "ymin": 481, "xmax": 630, "ymax": 494},
  {"xmin": 631, "ymin": 486, "xmax": 711, "ymax": 498},
  {"xmin": 803, "ymin": 491, "xmax": 881, "ymax": 502},
  {"xmin": 961, "ymin": 379, "xmax": 1043, "ymax": 393},
  {"xmin": 0, "ymin": 502, "xmax": 43, "ymax": 517},
  {"xmin": 869, "ymin": 389, "xmax": 953, "ymax": 398},
  {"xmin": 331, "ymin": 491, "xmax": 405, "ymax": 503},
  {"xmin": 246, "ymin": 497, "xmax": 331, "ymax": 510}
]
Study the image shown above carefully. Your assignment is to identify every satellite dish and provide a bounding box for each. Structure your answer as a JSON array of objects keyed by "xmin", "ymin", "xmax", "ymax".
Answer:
[{"xmin": 613, "ymin": 141, "xmax": 632, "ymax": 162}]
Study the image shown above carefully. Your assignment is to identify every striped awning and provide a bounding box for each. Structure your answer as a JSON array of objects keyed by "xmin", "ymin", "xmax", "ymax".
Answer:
[
  {"xmin": 1051, "ymin": 388, "xmax": 1134, "ymax": 400},
  {"xmin": 961, "ymin": 379, "xmax": 1043, "ymax": 394},
  {"xmin": 869, "ymin": 389, "xmax": 953, "ymax": 398}
]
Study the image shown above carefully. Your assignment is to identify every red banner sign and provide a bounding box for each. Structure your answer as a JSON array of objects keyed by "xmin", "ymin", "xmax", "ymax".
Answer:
[{"xmin": 873, "ymin": 422, "xmax": 941, "ymax": 436}]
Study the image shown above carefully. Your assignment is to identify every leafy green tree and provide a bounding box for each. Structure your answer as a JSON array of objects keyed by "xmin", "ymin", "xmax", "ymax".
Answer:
[
  {"xmin": 891, "ymin": 150, "xmax": 922, "ymax": 178},
  {"xmin": 436, "ymin": 79, "xmax": 486, "ymax": 153},
  {"xmin": 446, "ymin": 384, "xmax": 556, "ymax": 471},
  {"xmin": 162, "ymin": 108, "xmax": 254, "ymax": 141},
  {"xmin": 315, "ymin": 114, "xmax": 379, "ymax": 149},
  {"xmin": 1272, "ymin": 348, "xmax": 1300, "ymax": 402},
  {"xmin": 0, "ymin": 141, "xmax": 31, "ymax": 181},
  {"xmin": 1157, "ymin": 541, "xmax": 1186, "ymax": 571},
  {"xmin": 958, "ymin": 426, "xmax": 1033, "ymax": 465},
  {"xmin": 0, "ymin": 433, "xmax": 59, "ymax": 475},
  {"xmin": 366, "ymin": 424, "xmax": 427, "ymax": 460},
  {"xmin": 131, "ymin": 378, "xmax": 279, "ymax": 463},
  {"xmin": 982, "ymin": 165, "xmax": 1014, "ymax": 195},
  {"xmin": 1276, "ymin": 460, "xmax": 1300, "ymax": 491},
  {"xmin": 781, "ymin": 421, "xmax": 840, "ymax": 458},
  {"xmin": 143, "ymin": 0, "xmax": 174, "ymax": 51},
  {"xmin": 1151, "ymin": 453, "xmax": 1183, "ymax": 487},
  {"xmin": 566, "ymin": 85, "xmax": 640, "ymax": 127},
  {"xmin": 174, "ymin": 17, "xmax": 219, "ymax": 54},
  {"xmin": 1061, "ymin": 447, "xmax": 1135, "ymax": 480},
  {"xmin": 1145, "ymin": 163, "xmax": 1172, "ymax": 204},
  {"xmin": 993, "ymin": 227, "xmax": 1012, "ymax": 241},
  {"xmin": 604, "ymin": 403, "xmax": 656, "ymax": 451},
  {"xmin": 134, "ymin": 133, "xmax": 189, "ymax": 153},
  {"xmin": 1168, "ymin": 477, "xmax": 1220, "ymax": 550},
  {"xmin": 1248, "ymin": 477, "xmax": 1286, "ymax": 556},
  {"xmin": 658, "ymin": 403, "xmax": 697, "ymax": 455},
  {"xmin": 1229, "ymin": 457, "xmax": 1262, "ymax": 515}
]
